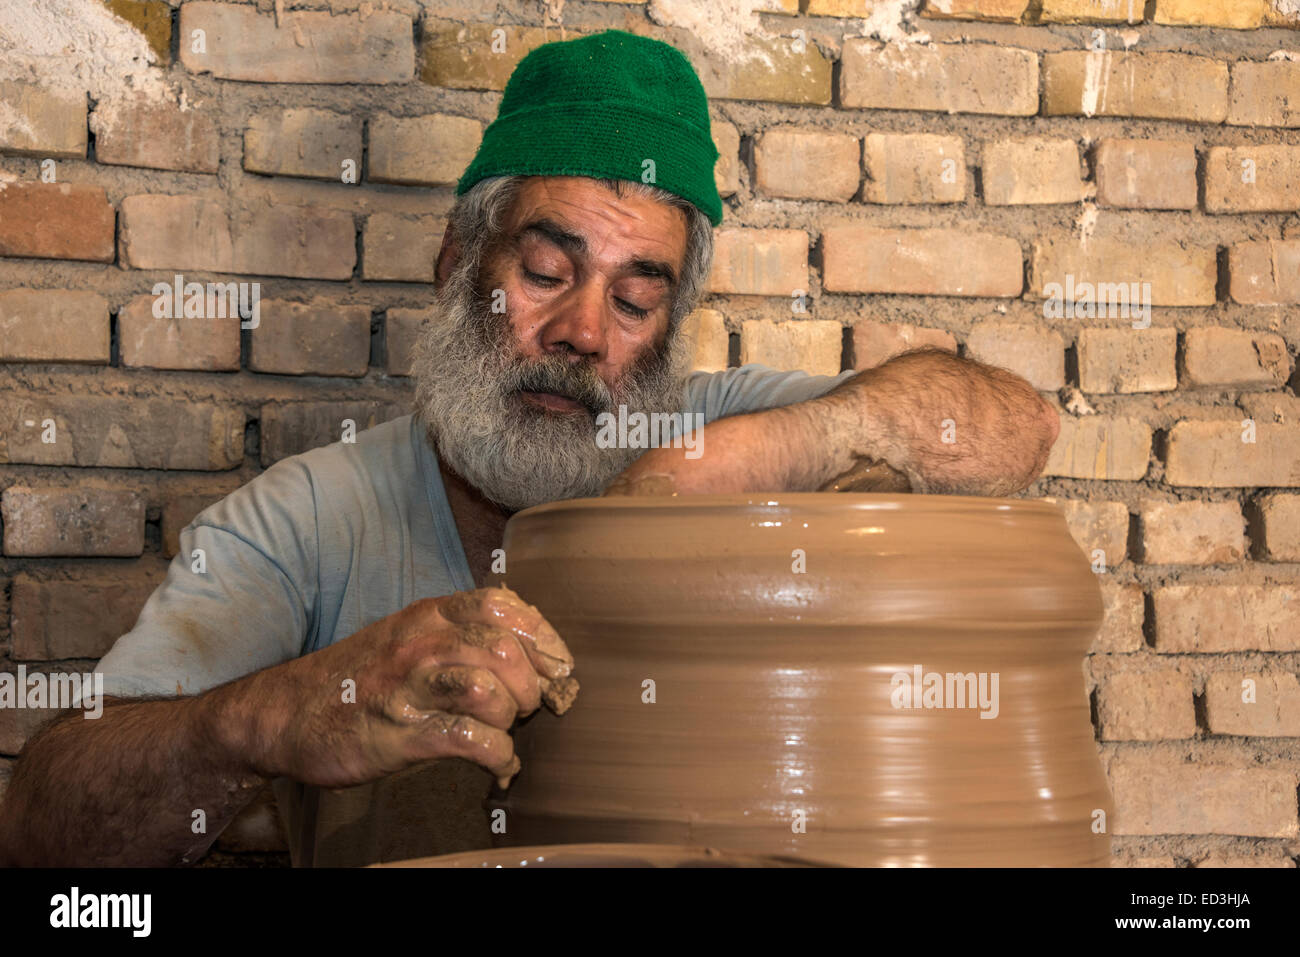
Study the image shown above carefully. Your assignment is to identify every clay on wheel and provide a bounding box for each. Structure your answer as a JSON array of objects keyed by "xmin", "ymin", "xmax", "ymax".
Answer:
[{"xmin": 490, "ymin": 492, "xmax": 1112, "ymax": 868}]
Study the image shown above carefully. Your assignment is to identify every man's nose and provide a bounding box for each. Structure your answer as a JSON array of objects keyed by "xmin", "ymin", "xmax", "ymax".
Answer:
[{"xmin": 538, "ymin": 281, "xmax": 607, "ymax": 359}]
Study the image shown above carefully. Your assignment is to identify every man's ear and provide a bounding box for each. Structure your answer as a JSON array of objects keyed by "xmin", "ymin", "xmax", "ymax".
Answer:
[{"xmin": 434, "ymin": 222, "xmax": 460, "ymax": 289}]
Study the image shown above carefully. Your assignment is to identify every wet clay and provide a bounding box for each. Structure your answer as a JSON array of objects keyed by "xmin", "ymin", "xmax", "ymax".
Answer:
[
  {"xmin": 818, "ymin": 456, "xmax": 913, "ymax": 493},
  {"xmin": 373, "ymin": 842, "xmax": 832, "ymax": 868},
  {"xmin": 490, "ymin": 493, "xmax": 1112, "ymax": 867}
]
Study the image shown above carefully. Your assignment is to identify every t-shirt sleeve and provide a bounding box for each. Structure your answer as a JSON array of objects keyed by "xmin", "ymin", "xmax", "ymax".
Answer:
[
  {"xmin": 91, "ymin": 457, "xmax": 321, "ymax": 701},
  {"xmin": 683, "ymin": 363, "xmax": 859, "ymax": 424}
]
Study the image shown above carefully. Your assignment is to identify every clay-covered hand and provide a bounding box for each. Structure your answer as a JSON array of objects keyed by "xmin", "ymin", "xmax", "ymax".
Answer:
[{"xmin": 249, "ymin": 587, "xmax": 575, "ymax": 791}]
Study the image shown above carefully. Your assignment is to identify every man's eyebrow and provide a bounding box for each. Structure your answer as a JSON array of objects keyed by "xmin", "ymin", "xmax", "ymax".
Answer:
[
  {"xmin": 626, "ymin": 258, "xmax": 677, "ymax": 287},
  {"xmin": 518, "ymin": 218, "xmax": 586, "ymax": 256},
  {"xmin": 517, "ymin": 217, "xmax": 677, "ymax": 287}
]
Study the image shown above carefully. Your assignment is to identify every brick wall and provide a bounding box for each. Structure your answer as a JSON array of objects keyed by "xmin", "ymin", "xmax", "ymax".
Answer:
[{"xmin": 2, "ymin": 0, "xmax": 1298, "ymax": 868}]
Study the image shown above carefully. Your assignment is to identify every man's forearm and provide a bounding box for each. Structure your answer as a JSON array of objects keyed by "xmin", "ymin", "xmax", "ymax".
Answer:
[
  {"xmin": 0, "ymin": 686, "xmax": 269, "ymax": 867},
  {"xmin": 757, "ymin": 350, "xmax": 1059, "ymax": 496},
  {"xmin": 611, "ymin": 348, "xmax": 1059, "ymax": 498},
  {"xmin": 802, "ymin": 348, "xmax": 1060, "ymax": 496}
]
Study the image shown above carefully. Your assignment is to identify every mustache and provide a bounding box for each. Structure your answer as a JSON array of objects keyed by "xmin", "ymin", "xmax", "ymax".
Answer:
[{"xmin": 501, "ymin": 355, "xmax": 614, "ymax": 416}]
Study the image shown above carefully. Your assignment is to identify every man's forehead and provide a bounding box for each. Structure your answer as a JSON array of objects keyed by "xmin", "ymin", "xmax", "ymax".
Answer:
[{"xmin": 503, "ymin": 177, "xmax": 689, "ymax": 264}]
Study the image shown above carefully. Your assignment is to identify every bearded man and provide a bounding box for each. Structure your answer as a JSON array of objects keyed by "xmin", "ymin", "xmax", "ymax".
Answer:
[{"xmin": 0, "ymin": 30, "xmax": 1057, "ymax": 867}]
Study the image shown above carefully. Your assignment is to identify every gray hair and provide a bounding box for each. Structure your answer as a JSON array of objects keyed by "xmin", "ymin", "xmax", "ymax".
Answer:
[{"xmin": 442, "ymin": 175, "xmax": 715, "ymax": 333}]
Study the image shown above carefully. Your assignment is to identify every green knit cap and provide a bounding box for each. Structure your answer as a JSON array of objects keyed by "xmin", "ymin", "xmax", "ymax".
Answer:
[{"xmin": 455, "ymin": 29, "xmax": 723, "ymax": 226}]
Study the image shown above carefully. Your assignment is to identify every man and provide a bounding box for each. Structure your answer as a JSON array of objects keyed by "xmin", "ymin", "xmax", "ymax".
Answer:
[{"xmin": 0, "ymin": 30, "xmax": 1056, "ymax": 867}]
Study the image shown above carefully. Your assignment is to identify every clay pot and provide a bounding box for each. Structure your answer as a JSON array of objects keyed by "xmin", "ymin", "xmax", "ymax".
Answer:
[
  {"xmin": 373, "ymin": 843, "xmax": 831, "ymax": 868},
  {"xmin": 492, "ymin": 493, "xmax": 1112, "ymax": 867}
]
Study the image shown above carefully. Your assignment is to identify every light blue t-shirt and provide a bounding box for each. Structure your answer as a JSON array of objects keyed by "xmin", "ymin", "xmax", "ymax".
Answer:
[
  {"xmin": 90, "ymin": 363, "xmax": 856, "ymax": 865},
  {"xmin": 95, "ymin": 364, "xmax": 855, "ymax": 700}
]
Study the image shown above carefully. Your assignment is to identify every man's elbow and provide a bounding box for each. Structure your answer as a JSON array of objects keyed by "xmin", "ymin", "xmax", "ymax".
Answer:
[{"xmin": 1016, "ymin": 391, "xmax": 1060, "ymax": 490}]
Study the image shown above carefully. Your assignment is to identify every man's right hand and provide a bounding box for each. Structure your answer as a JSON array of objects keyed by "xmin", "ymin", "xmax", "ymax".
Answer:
[{"xmin": 237, "ymin": 586, "xmax": 574, "ymax": 791}]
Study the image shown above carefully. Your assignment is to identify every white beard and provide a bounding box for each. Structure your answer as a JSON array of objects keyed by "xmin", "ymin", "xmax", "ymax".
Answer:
[{"xmin": 411, "ymin": 274, "xmax": 692, "ymax": 512}]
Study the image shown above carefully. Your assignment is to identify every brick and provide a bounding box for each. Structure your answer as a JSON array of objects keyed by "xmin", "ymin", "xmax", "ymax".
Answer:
[
  {"xmin": 1058, "ymin": 500, "xmax": 1129, "ymax": 569},
  {"xmin": 1229, "ymin": 240, "xmax": 1300, "ymax": 305},
  {"xmin": 1139, "ymin": 500, "xmax": 1245, "ymax": 565},
  {"xmin": 1109, "ymin": 751, "xmax": 1298, "ymax": 837},
  {"xmin": 244, "ymin": 109, "xmax": 361, "ymax": 181},
  {"xmin": 1125, "ymin": 856, "xmax": 1179, "ymax": 868},
  {"xmin": 810, "ymin": 0, "xmax": 886, "ymax": 12},
  {"xmin": 684, "ymin": 308, "xmax": 728, "ymax": 374},
  {"xmin": 1166, "ymin": 420, "xmax": 1300, "ymax": 487},
  {"xmin": 1, "ymin": 487, "xmax": 145, "ymax": 557},
  {"xmin": 118, "ymin": 195, "xmax": 231, "ymax": 273},
  {"xmin": 1265, "ymin": 2, "xmax": 1300, "ymax": 24},
  {"xmin": 163, "ymin": 492, "xmax": 228, "ymax": 559},
  {"xmin": 964, "ymin": 323, "xmax": 1064, "ymax": 391},
  {"xmin": 841, "ymin": 41, "xmax": 1038, "ymax": 116},
  {"xmin": 1094, "ymin": 139, "xmax": 1197, "ymax": 211},
  {"xmin": 119, "ymin": 195, "xmax": 356, "ymax": 280},
  {"xmin": 919, "ymin": 0, "xmax": 1029, "ymax": 20},
  {"xmin": 248, "ymin": 299, "xmax": 371, "ymax": 377},
  {"xmin": 1040, "ymin": 0, "xmax": 1144, "ymax": 22},
  {"xmin": 362, "ymin": 214, "xmax": 438, "ymax": 283},
  {"xmin": 1253, "ymin": 493, "xmax": 1300, "ymax": 561},
  {"xmin": 1154, "ymin": 0, "xmax": 1268, "ymax": 29},
  {"xmin": 822, "ymin": 226, "xmax": 1022, "ymax": 297},
  {"xmin": 707, "ymin": 228, "xmax": 808, "ymax": 296},
  {"xmin": 713, "ymin": 119, "xmax": 740, "ymax": 198},
  {"xmin": 862, "ymin": 133, "xmax": 964, "ymax": 205},
  {"xmin": 1044, "ymin": 416, "xmax": 1152, "ymax": 481},
  {"xmin": 180, "ymin": 2, "xmax": 413, "ymax": 83},
  {"xmin": 0, "ymin": 82, "xmax": 86, "ymax": 157},
  {"xmin": 1042, "ymin": 52, "xmax": 1228, "ymax": 123},
  {"xmin": 982, "ymin": 138, "xmax": 1082, "ymax": 206},
  {"xmin": 1153, "ymin": 584, "xmax": 1300, "ymax": 652},
  {"xmin": 105, "ymin": 0, "xmax": 171, "ymax": 62},
  {"xmin": 386, "ymin": 307, "xmax": 430, "ymax": 377},
  {"xmin": 11, "ymin": 571, "xmax": 164, "ymax": 660},
  {"xmin": 687, "ymin": 33, "xmax": 833, "ymax": 107},
  {"xmin": 1205, "ymin": 672, "xmax": 1300, "ymax": 737},
  {"xmin": 851, "ymin": 321, "xmax": 956, "ymax": 370},
  {"xmin": 367, "ymin": 113, "xmax": 481, "ymax": 188},
  {"xmin": 1092, "ymin": 581, "xmax": 1144, "ymax": 654},
  {"xmin": 1077, "ymin": 328, "xmax": 1177, "ymax": 394},
  {"xmin": 1097, "ymin": 671, "xmax": 1196, "ymax": 741},
  {"xmin": 117, "ymin": 294, "xmax": 241, "ymax": 372},
  {"xmin": 0, "ymin": 290, "xmax": 109, "ymax": 363},
  {"xmin": 754, "ymin": 128, "xmax": 860, "ymax": 203},
  {"xmin": 0, "ymin": 184, "xmax": 114, "ymax": 263},
  {"xmin": 1204, "ymin": 145, "xmax": 1300, "ymax": 214},
  {"xmin": 260, "ymin": 402, "xmax": 406, "ymax": 466},
  {"xmin": 420, "ymin": 22, "xmax": 581, "ymax": 92},
  {"xmin": 739, "ymin": 320, "xmax": 842, "ymax": 377},
  {"xmin": 1031, "ymin": 237, "xmax": 1216, "ymax": 307},
  {"xmin": 1195, "ymin": 854, "xmax": 1295, "ymax": 868},
  {"xmin": 1229, "ymin": 61, "xmax": 1300, "ymax": 128},
  {"xmin": 1182, "ymin": 328, "xmax": 1292, "ymax": 391},
  {"xmin": 0, "ymin": 397, "xmax": 244, "ymax": 470},
  {"xmin": 91, "ymin": 98, "xmax": 219, "ymax": 173}
]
